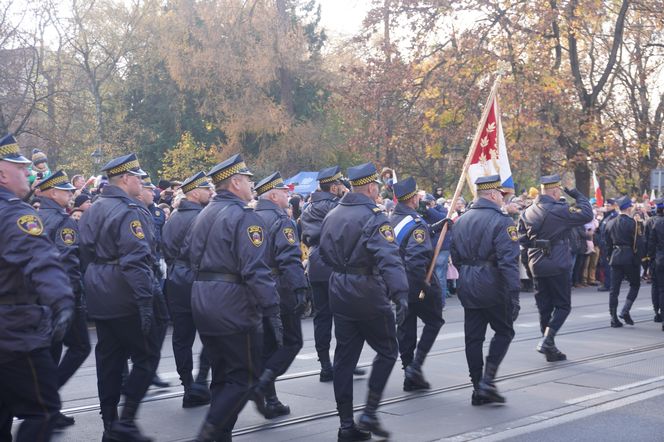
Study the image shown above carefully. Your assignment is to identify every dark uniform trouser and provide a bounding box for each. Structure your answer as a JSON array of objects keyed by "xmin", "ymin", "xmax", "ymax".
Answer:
[
  {"xmin": 333, "ymin": 313, "xmax": 398, "ymax": 408},
  {"xmin": 599, "ymin": 248, "xmax": 612, "ymax": 289},
  {"xmin": 397, "ymin": 294, "xmax": 444, "ymax": 368},
  {"xmin": 311, "ymin": 281, "xmax": 333, "ymax": 360},
  {"xmin": 0, "ymin": 348, "xmax": 61, "ymax": 442},
  {"xmin": 609, "ymin": 264, "xmax": 641, "ymax": 310},
  {"xmin": 200, "ymin": 329, "xmax": 262, "ymax": 433},
  {"xmin": 263, "ymin": 309, "xmax": 303, "ymax": 387},
  {"xmin": 651, "ymin": 265, "xmax": 659, "ymax": 313},
  {"xmin": 534, "ymin": 275, "xmax": 571, "ymax": 333},
  {"xmin": 50, "ymin": 303, "xmax": 92, "ymax": 388},
  {"xmin": 464, "ymin": 303, "xmax": 515, "ymax": 386},
  {"xmin": 172, "ymin": 310, "xmax": 209, "ymax": 384},
  {"xmin": 94, "ymin": 315, "xmax": 160, "ymax": 422},
  {"xmin": 655, "ymin": 265, "xmax": 664, "ymax": 314}
]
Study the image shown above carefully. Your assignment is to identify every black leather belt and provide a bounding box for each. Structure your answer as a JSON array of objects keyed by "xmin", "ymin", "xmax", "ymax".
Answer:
[
  {"xmin": 332, "ymin": 265, "xmax": 376, "ymax": 276},
  {"xmin": 196, "ymin": 272, "xmax": 243, "ymax": 284}
]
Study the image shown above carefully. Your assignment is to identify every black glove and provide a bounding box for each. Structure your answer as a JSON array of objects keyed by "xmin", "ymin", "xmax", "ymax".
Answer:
[
  {"xmin": 52, "ymin": 308, "xmax": 74, "ymax": 342},
  {"xmin": 512, "ymin": 304, "xmax": 520, "ymax": 322},
  {"xmin": 430, "ymin": 218, "xmax": 453, "ymax": 235},
  {"xmin": 138, "ymin": 299, "xmax": 153, "ymax": 335},
  {"xmin": 563, "ymin": 187, "xmax": 582, "ymax": 199},
  {"xmin": 268, "ymin": 314, "xmax": 284, "ymax": 348},
  {"xmin": 395, "ymin": 298, "xmax": 408, "ymax": 327},
  {"xmin": 293, "ymin": 287, "xmax": 309, "ymax": 316}
]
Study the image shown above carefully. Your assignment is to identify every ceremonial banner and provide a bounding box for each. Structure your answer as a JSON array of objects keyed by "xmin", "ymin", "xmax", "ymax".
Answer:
[
  {"xmin": 592, "ymin": 170, "xmax": 604, "ymax": 207},
  {"xmin": 466, "ymin": 92, "xmax": 513, "ymax": 194}
]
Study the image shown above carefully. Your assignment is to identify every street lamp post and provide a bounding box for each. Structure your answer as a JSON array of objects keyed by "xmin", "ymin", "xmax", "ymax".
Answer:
[{"xmin": 91, "ymin": 148, "xmax": 102, "ymax": 175}]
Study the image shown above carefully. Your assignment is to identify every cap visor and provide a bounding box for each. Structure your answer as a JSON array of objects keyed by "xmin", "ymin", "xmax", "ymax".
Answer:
[
  {"xmin": 54, "ymin": 183, "xmax": 77, "ymax": 191},
  {"xmin": 239, "ymin": 170, "xmax": 254, "ymax": 177},
  {"xmin": 3, "ymin": 155, "xmax": 32, "ymax": 164},
  {"xmin": 127, "ymin": 168, "xmax": 147, "ymax": 176}
]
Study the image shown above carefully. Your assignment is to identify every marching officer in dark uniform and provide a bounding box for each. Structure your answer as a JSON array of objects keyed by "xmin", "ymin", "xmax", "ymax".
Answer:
[
  {"xmin": 648, "ymin": 198, "xmax": 664, "ymax": 330},
  {"xmin": 162, "ymin": 171, "xmax": 213, "ymax": 408},
  {"xmin": 79, "ymin": 153, "xmax": 160, "ymax": 442},
  {"xmin": 389, "ymin": 177, "xmax": 445, "ymax": 391},
  {"xmin": 605, "ymin": 196, "xmax": 643, "ymax": 327},
  {"xmin": 597, "ymin": 198, "xmax": 618, "ymax": 292},
  {"xmin": 451, "ymin": 175, "xmax": 520, "ymax": 405},
  {"xmin": 254, "ymin": 172, "xmax": 309, "ymax": 418},
  {"xmin": 188, "ymin": 154, "xmax": 281, "ymax": 442},
  {"xmin": 138, "ymin": 175, "xmax": 171, "ymax": 385},
  {"xmin": 38, "ymin": 170, "xmax": 92, "ymax": 429},
  {"xmin": 0, "ymin": 134, "xmax": 74, "ymax": 441},
  {"xmin": 301, "ymin": 166, "xmax": 365, "ymax": 382},
  {"xmin": 518, "ymin": 174, "xmax": 593, "ymax": 361},
  {"xmin": 320, "ymin": 162, "xmax": 409, "ymax": 441},
  {"xmin": 645, "ymin": 198, "xmax": 664, "ymax": 322}
]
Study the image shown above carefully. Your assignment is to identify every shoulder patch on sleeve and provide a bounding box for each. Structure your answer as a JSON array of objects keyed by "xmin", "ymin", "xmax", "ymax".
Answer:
[
  {"xmin": 247, "ymin": 225, "xmax": 264, "ymax": 247},
  {"xmin": 413, "ymin": 228, "xmax": 426, "ymax": 243},
  {"xmin": 379, "ymin": 224, "xmax": 395, "ymax": 242},
  {"xmin": 507, "ymin": 225, "xmax": 518, "ymax": 241},
  {"xmin": 372, "ymin": 207, "xmax": 382, "ymax": 213},
  {"xmin": 283, "ymin": 227, "xmax": 296, "ymax": 244},
  {"xmin": 17, "ymin": 214, "xmax": 44, "ymax": 236},
  {"xmin": 61, "ymin": 227, "xmax": 76, "ymax": 245},
  {"xmin": 130, "ymin": 220, "xmax": 145, "ymax": 239}
]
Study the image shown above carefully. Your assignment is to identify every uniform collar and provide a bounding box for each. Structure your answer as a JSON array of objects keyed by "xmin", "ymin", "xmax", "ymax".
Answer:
[
  {"xmin": 393, "ymin": 202, "xmax": 419, "ymax": 217},
  {"xmin": 0, "ymin": 186, "xmax": 19, "ymax": 201},
  {"xmin": 213, "ymin": 189, "xmax": 248, "ymax": 205},
  {"xmin": 178, "ymin": 199, "xmax": 203, "ymax": 211},
  {"xmin": 101, "ymin": 184, "xmax": 134, "ymax": 202},
  {"xmin": 338, "ymin": 192, "xmax": 375, "ymax": 206},
  {"xmin": 255, "ymin": 198, "xmax": 285, "ymax": 214},
  {"xmin": 471, "ymin": 197, "xmax": 503, "ymax": 212},
  {"xmin": 536, "ymin": 194, "xmax": 557, "ymax": 204},
  {"xmin": 311, "ymin": 191, "xmax": 337, "ymax": 202},
  {"xmin": 38, "ymin": 196, "xmax": 67, "ymax": 213}
]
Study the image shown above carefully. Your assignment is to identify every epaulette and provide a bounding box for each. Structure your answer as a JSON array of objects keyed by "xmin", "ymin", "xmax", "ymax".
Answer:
[
  {"xmin": 372, "ymin": 207, "xmax": 382, "ymax": 214},
  {"xmin": 128, "ymin": 202, "xmax": 139, "ymax": 208}
]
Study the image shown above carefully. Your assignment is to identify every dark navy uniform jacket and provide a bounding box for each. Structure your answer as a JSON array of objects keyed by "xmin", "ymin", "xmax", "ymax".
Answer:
[
  {"xmin": 518, "ymin": 194, "xmax": 593, "ymax": 277},
  {"xmin": 605, "ymin": 214, "xmax": 642, "ymax": 266},
  {"xmin": 188, "ymin": 190, "xmax": 280, "ymax": 336},
  {"xmin": 148, "ymin": 203, "xmax": 165, "ymax": 262},
  {"xmin": 136, "ymin": 202, "xmax": 169, "ymax": 321},
  {"xmin": 319, "ymin": 192, "xmax": 408, "ymax": 320},
  {"xmin": 255, "ymin": 199, "xmax": 308, "ymax": 310},
  {"xmin": 300, "ymin": 191, "xmax": 338, "ymax": 282},
  {"xmin": 39, "ymin": 196, "xmax": 82, "ymax": 297},
  {"xmin": 162, "ymin": 199, "xmax": 203, "ymax": 313},
  {"xmin": 79, "ymin": 185, "xmax": 154, "ymax": 319},
  {"xmin": 451, "ymin": 197, "xmax": 520, "ymax": 309},
  {"xmin": 0, "ymin": 187, "xmax": 74, "ymax": 361},
  {"xmin": 648, "ymin": 215, "xmax": 664, "ymax": 267},
  {"xmin": 389, "ymin": 203, "xmax": 442, "ymax": 302}
]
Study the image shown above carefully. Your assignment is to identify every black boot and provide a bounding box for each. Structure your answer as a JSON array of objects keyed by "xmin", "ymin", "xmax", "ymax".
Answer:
[
  {"xmin": 356, "ymin": 390, "xmax": 389, "ymax": 438},
  {"xmin": 183, "ymin": 382, "xmax": 211, "ymax": 408},
  {"xmin": 252, "ymin": 368, "xmax": 277, "ymax": 417},
  {"xmin": 53, "ymin": 411, "xmax": 75, "ymax": 429},
  {"xmin": 319, "ymin": 354, "xmax": 333, "ymax": 382},
  {"xmin": 654, "ymin": 312, "xmax": 662, "ymax": 323},
  {"xmin": 151, "ymin": 374, "xmax": 170, "ymax": 388},
  {"xmin": 403, "ymin": 351, "xmax": 430, "ymax": 391},
  {"xmin": 610, "ymin": 307, "xmax": 623, "ymax": 328},
  {"xmin": 477, "ymin": 363, "xmax": 505, "ymax": 404},
  {"xmin": 536, "ymin": 327, "xmax": 567, "ymax": 361},
  {"xmin": 619, "ymin": 300, "xmax": 635, "ymax": 325},
  {"xmin": 337, "ymin": 402, "xmax": 370, "ymax": 442},
  {"xmin": 108, "ymin": 399, "xmax": 152, "ymax": 442},
  {"xmin": 195, "ymin": 421, "xmax": 218, "ymax": 442},
  {"xmin": 353, "ymin": 366, "xmax": 366, "ymax": 376},
  {"xmin": 101, "ymin": 406, "xmax": 118, "ymax": 442},
  {"xmin": 265, "ymin": 395, "xmax": 291, "ymax": 419}
]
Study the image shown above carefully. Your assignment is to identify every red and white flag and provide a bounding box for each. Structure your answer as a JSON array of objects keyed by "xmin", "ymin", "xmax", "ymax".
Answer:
[
  {"xmin": 467, "ymin": 91, "xmax": 513, "ymax": 194},
  {"xmin": 592, "ymin": 170, "xmax": 603, "ymax": 207}
]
